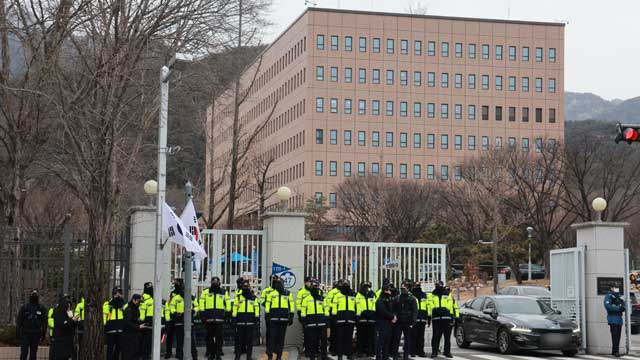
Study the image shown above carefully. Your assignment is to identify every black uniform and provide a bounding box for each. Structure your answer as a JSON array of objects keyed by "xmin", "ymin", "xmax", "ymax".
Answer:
[
  {"xmin": 411, "ymin": 287, "xmax": 428, "ymax": 357},
  {"xmin": 391, "ymin": 290, "xmax": 417, "ymax": 360},
  {"xmin": 375, "ymin": 289, "xmax": 395, "ymax": 360},
  {"xmin": 52, "ymin": 302, "xmax": 76, "ymax": 360},
  {"xmin": 121, "ymin": 298, "xmax": 142, "ymax": 360},
  {"xmin": 17, "ymin": 293, "xmax": 47, "ymax": 360}
]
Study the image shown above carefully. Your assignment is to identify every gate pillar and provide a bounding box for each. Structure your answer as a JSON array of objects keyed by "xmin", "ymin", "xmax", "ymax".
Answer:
[
  {"xmin": 263, "ymin": 212, "xmax": 306, "ymax": 347},
  {"xmin": 572, "ymin": 221, "xmax": 629, "ymax": 354}
]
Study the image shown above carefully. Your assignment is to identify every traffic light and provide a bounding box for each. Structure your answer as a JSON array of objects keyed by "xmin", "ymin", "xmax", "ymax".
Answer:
[{"xmin": 615, "ymin": 123, "xmax": 640, "ymax": 144}]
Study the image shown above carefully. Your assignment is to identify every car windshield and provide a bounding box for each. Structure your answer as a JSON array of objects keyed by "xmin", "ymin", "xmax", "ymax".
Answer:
[
  {"xmin": 522, "ymin": 287, "xmax": 551, "ymax": 296},
  {"xmin": 496, "ymin": 298, "xmax": 553, "ymax": 315}
]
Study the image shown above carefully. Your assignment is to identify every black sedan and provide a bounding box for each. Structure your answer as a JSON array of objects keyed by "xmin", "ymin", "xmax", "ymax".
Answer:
[{"xmin": 455, "ymin": 295, "xmax": 580, "ymax": 356}]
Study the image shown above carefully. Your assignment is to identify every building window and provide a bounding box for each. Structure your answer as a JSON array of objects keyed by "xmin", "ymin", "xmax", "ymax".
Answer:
[
  {"xmin": 357, "ymin": 162, "xmax": 365, "ymax": 177},
  {"xmin": 345, "ymin": 68, "xmax": 352, "ymax": 83},
  {"xmin": 315, "ymin": 129, "xmax": 323, "ymax": 144},
  {"xmin": 414, "ymin": 71, "xmax": 422, "ymax": 86},
  {"xmin": 400, "ymin": 102, "xmax": 408, "ymax": 117},
  {"xmin": 469, "ymin": 43, "xmax": 476, "ymax": 59},
  {"xmin": 522, "ymin": 107, "xmax": 529, "ymax": 122},
  {"xmin": 495, "ymin": 106, "xmax": 503, "ymax": 121},
  {"xmin": 522, "ymin": 46, "xmax": 530, "ymax": 61},
  {"xmin": 344, "ymin": 99, "xmax": 352, "ymax": 114},
  {"xmin": 454, "ymin": 135, "xmax": 462, "ymax": 150},
  {"xmin": 413, "ymin": 164, "xmax": 421, "ymax": 179},
  {"xmin": 329, "ymin": 193, "xmax": 337, "ymax": 208},
  {"xmin": 330, "ymin": 35, "xmax": 338, "ymax": 50},
  {"xmin": 535, "ymin": 137, "xmax": 542, "ymax": 153},
  {"xmin": 549, "ymin": 48, "xmax": 556, "ymax": 63},
  {"xmin": 468, "ymin": 135, "xmax": 476, "ymax": 150},
  {"xmin": 427, "ymin": 165, "xmax": 435, "ymax": 180},
  {"xmin": 386, "ymin": 101, "xmax": 394, "ymax": 116},
  {"xmin": 522, "ymin": 77, "xmax": 529, "ymax": 92},
  {"xmin": 468, "ymin": 74, "xmax": 476, "ymax": 89},
  {"xmin": 441, "ymin": 165, "xmax": 449, "ymax": 181},
  {"xmin": 372, "ymin": 162, "xmax": 380, "ymax": 176},
  {"xmin": 359, "ymin": 37, "xmax": 366, "ymax": 52},
  {"xmin": 495, "ymin": 75, "xmax": 503, "ymax": 90},
  {"xmin": 468, "ymin": 105, "xmax": 476, "ymax": 120},
  {"xmin": 400, "ymin": 164, "xmax": 407, "ymax": 179},
  {"xmin": 455, "ymin": 104, "xmax": 462, "ymax": 119},
  {"xmin": 358, "ymin": 100, "xmax": 366, "ymax": 115},
  {"xmin": 482, "ymin": 75, "xmax": 489, "ymax": 90},
  {"xmin": 315, "ymin": 192, "xmax": 323, "ymax": 205},
  {"xmin": 386, "ymin": 132, "xmax": 393, "ymax": 147},
  {"xmin": 400, "ymin": 132, "xmax": 407, "ymax": 148},
  {"xmin": 359, "ymin": 68, "xmax": 366, "ymax": 84},
  {"xmin": 315, "ymin": 161, "xmax": 323, "ymax": 176},
  {"xmin": 441, "ymin": 103, "xmax": 449, "ymax": 119},
  {"xmin": 508, "ymin": 137, "xmax": 516, "ymax": 150},
  {"xmin": 344, "ymin": 130, "xmax": 352, "ymax": 145},
  {"xmin": 330, "ymin": 98, "xmax": 338, "ymax": 113},
  {"xmin": 386, "ymin": 163, "xmax": 393, "ymax": 177},
  {"xmin": 414, "ymin": 133, "xmax": 422, "ymax": 148},
  {"xmin": 427, "ymin": 72, "xmax": 435, "ymax": 87},
  {"xmin": 522, "ymin": 137, "xmax": 529, "ymax": 152},
  {"xmin": 548, "ymin": 138, "xmax": 557, "ymax": 150},
  {"xmin": 400, "ymin": 71, "xmax": 408, "ymax": 86},
  {"xmin": 535, "ymin": 108, "xmax": 542, "ymax": 123},
  {"xmin": 535, "ymin": 77, "xmax": 542, "ymax": 92},
  {"xmin": 386, "ymin": 39, "xmax": 394, "ymax": 54},
  {"xmin": 455, "ymin": 42, "xmax": 463, "ymax": 57},
  {"xmin": 482, "ymin": 136, "xmax": 489, "ymax": 151},
  {"xmin": 316, "ymin": 66, "xmax": 324, "ymax": 81},
  {"xmin": 428, "ymin": 41, "xmax": 436, "ymax": 56},
  {"xmin": 386, "ymin": 70, "xmax": 394, "ymax": 85},
  {"xmin": 400, "ymin": 39, "xmax": 408, "ymax": 55},
  {"xmin": 372, "ymin": 131, "xmax": 380, "ymax": 147},
  {"xmin": 536, "ymin": 47, "xmax": 543, "ymax": 62},
  {"xmin": 454, "ymin": 166, "xmax": 462, "ymax": 181},
  {"xmin": 372, "ymin": 69, "xmax": 380, "ymax": 84},
  {"xmin": 509, "ymin": 106, "xmax": 516, "ymax": 122},
  {"xmin": 482, "ymin": 105, "xmax": 489, "ymax": 120},
  {"xmin": 495, "ymin": 136, "xmax": 502, "ymax": 149},
  {"xmin": 549, "ymin": 78, "xmax": 556, "ymax": 93},
  {"xmin": 414, "ymin": 102, "xmax": 422, "ymax": 117},
  {"xmin": 495, "ymin": 45, "xmax": 503, "ymax": 60},
  {"xmin": 316, "ymin": 97, "xmax": 324, "ymax": 112},
  {"xmin": 345, "ymin": 36, "xmax": 353, "ymax": 52},
  {"xmin": 549, "ymin": 108, "xmax": 556, "ymax": 123},
  {"xmin": 330, "ymin": 129, "xmax": 337, "ymax": 145},
  {"xmin": 317, "ymin": 35, "xmax": 325, "ymax": 50},
  {"xmin": 455, "ymin": 73, "xmax": 462, "ymax": 88},
  {"xmin": 358, "ymin": 130, "xmax": 366, "ymax": 145},
  {"xmin": 441, "ymin": 134, "xmax": 448, "ymax": 149},
  {"xmin": 482, "ymin": 44, "xmax": 489, "ymax": 59},
  {"xmin": 329, "ymin": 161, "xmax": 337, "ymax": 176},
  {"xmin": 441, "ymin": 72, "xmax": 449, "ymax": 88},
  {"xmin": 441, "ymin": 42, "xmax": 449, "ymax": 57},
  {"xmin": 372, "ymin": 100, "xmax": 380, "ymax": 115},
  {"xmin": 509, "ymin": 76, "xmax": 516, "ymax": 91},
  {"xmin": 427, "ymin": 134, "xmax": 435, "ymax": 149},
  {"xmin": 427, "ymin": 103, "xmax": 435, "ymax": 118},
  {"xmin": 330, "ymin": 66, "xmax": 338, "ymax": 82},
  {"xmin": 344, "ymin": 161, "xmax": 352, "ymax": 177},
  {"xmin": 414, "ymin": 40, "xmax": 422, "ymax": 55},
  {"xmin": 373, "ymin": 38, "xmax": 380, "ymax": 53},
  {"xmin": 509, "ymin": 46, "xmax": 516, "ymax": 61}
]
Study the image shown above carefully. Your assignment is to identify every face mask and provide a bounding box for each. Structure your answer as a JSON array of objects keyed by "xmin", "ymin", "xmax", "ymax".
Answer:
[
  {"xmin": 401, "ymin": 288, "xmax": 409, "ymax": 295},
  {"xmin": 612, "ymin": 288, "xmax": 620, "ymax": 293},
  {"xmin": 30, "ymin": 294, "xmax": 39, "ymax": 304}
]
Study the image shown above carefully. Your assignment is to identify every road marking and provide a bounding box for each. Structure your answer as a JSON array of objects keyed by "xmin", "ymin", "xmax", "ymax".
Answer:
[
  {"xmin": 512, "ymin": 356, "xmax": 547, "ymax": 360},
  {"xmin": 578, "ymin": 356, "xmax": 607, "ymax": 360},
  {"xmin": 472, "ymin": 354, "xmax": 513, "ymax": 360}
]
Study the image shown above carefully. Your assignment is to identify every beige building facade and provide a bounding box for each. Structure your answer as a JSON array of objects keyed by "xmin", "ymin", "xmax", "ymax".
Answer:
[{"xmin": 206, "ymin": 8, "xmax": 564, "ymax": 218}]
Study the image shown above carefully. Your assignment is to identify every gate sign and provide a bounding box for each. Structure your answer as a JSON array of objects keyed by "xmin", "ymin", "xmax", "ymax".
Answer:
[{"xmin": 272, "ymin": 262, "xmax": 297, "ymax": 289}]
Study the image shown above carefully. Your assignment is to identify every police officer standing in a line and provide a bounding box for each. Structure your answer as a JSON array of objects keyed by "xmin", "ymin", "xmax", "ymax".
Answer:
[
  {"xmin": 300, "ymin": 279, "xmax": 329, "ymax": 360},
  {"xmin": 73, "ymin": 293, "xmax": 85, "ymax": 358},
  {"xmin": 411, "ymin": 282, "xmax": 429, "ymax": 358},
  {"xmin": 296, "ymin": 276, "xmax": 312, "ymax": 356},
  {"xmin": 139, "ymin": 282, "xmax": 154, "ymax": 360},
  {"xmin": 170, "ymin": 280, "xmax": 187, "ymax": 360},
  {"xmin": 165, "ymin": 279, "xmax": 183, "ymax": 359},
  {"xmin": 17, "ymin": 289, "xmax": 47, "ymax": 360},
  {"xmin": 332, "ymin": 279, "xmax": 357, "ymax": 360},
  {"xmin": 265, "ymin": 277, "xmax": 294, "ymax": 360},
  {"xmin": 604, "ymin": 285, "xmax": 626, "ymax": 357},
  {"xmin": 104, "ymin": 287, "xmax": 126, "ymax": 360},
  {"xmin": 355, "ymin": 281, "xmax": 376, "ymax": 357},
  {"xmin": 199, "ymin": 276, "xmax": 231, "ymax": 360},
  {"xmin": 233, "ymin": 279, "xmax": 260, "ymax": 360},
  {"xmin": 429, "ymin": 281, "xmax": 457, "ymax": 359},
  {"xmin": 122, "ymin": 294, "xmax": 144, "ymax": 360},
  {"xmin": 324, "ymin": 280, "xmax": 341, "ymax": 355},
  {"xmin": 261, "ymin": 274, "xmax": 280, "ymax": 356},
  {"xmin": 392, "ymin": 281, "xmax": 417, "ymax": 360},
  {"xmin": 375, "ymin": 282, "xmax": 397, "ymax": 360}
]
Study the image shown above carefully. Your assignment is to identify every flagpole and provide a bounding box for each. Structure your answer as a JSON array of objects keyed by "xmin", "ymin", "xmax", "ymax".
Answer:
[{"xmin": 183, "ymin": 181, "xmax": 194, "ymax": 358}]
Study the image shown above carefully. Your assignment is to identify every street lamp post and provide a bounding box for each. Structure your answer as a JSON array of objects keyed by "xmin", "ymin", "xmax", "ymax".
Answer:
[
  {"xmin": 183, "ymin": 181, "xmax": 193, "ymax": 358},
  {"xmin": 276, "ymin": 186, "xmax": 292, "ymax": 211},
  {"xmin": 526, "ymin": 226, "xmax": 534, "ymax": 283},
  {"xmin": 592, "ymin": 197, "xmax": 607, "ymax": 222}
]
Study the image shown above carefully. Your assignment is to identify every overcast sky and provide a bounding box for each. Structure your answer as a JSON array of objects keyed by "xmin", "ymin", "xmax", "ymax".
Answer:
[{"xmin": 263, "ymin": 0, "xmax": 639, "ymax": 101}]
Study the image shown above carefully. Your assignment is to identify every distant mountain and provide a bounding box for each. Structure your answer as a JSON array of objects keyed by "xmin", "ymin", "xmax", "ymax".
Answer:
[{"xmin": 565, "ymin": 91, "xmax": 640, "ymax": 123}]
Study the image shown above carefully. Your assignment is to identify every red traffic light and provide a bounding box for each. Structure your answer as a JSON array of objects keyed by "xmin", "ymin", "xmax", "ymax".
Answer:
[
  {"xmin": 624, "ymin": 128, "xmax": 639, "ymax": 142},
  {"xmin": 616, "ymin": 123, "xmax": 640, "ymax": 144}
]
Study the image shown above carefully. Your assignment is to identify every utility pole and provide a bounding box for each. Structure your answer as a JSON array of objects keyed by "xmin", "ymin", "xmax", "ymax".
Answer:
[
  {"xmin": 527, "ymin": 226, "xmax": 534, "ymax": 283},
  {"xmin": 493, "ymin": 221, "xmax": 498, "ymax": 294},
  {"xmin": 184, "ymin": 181, "xmax": 194, "ymax": 357}
]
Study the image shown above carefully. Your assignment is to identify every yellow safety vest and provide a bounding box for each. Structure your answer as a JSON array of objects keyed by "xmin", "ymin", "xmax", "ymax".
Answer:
[
  {"xmin": 74, "ymin": 298, "xmax": 85, "ymax": 321},
  {"xmin": 428, "ymin": 294, "xmax": 457, "ymax": 320},
  {"xmin": 332, "ymin": 292, "xmax": 357, "ymax": 323},
  {"xmin": 232, "ymin": 294, "xmax": 260, "ymax": 325},
  {"xmin": 139, "ymin": 293, "xmax": 153, "ymax": 322},
  {"xmin": 355, "ymin": 293, "xmax": 376, "ymax": 321},
  {"xmin": 296, "ymin": 288, "xmax": 310, "ymax": 310}
]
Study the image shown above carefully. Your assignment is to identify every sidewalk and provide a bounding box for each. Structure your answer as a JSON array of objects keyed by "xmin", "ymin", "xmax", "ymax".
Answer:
[{"xmin": 176, "ymin": 346, "xmax": 299, "ymax": 360}]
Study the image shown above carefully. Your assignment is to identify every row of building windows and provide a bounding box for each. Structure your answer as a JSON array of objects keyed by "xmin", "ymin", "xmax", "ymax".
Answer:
[
  {"xmin": 315, "ymin": 34, "xmax": 558, "ymax": 63},
  {"xmin": 250, "ymin": 36, "xmax": 307, "ymax": 98},
  {"xmin": 314, "ymin": 98, "xmax": 557, "ymax": 123},
  {"xmin": 314, "ymin": 131, "xmax": 555, "ymax": 152},
  {"xmin": 314, "ymin": 66, "xmax": 557, "ymax": 93}
]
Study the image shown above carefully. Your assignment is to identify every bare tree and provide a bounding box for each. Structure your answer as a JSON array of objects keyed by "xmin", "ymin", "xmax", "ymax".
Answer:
[{"xmin": 405, "ymin": 1, "xmax": 429, "ymax": 15}]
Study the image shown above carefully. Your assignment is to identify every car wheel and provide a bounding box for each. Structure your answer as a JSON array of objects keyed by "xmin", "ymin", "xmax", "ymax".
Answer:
[
  {"xmin": 455, "ymin": 325, "xmax": 471, "ymax": 348},
  {"xmin": 497, "ymin": 329, "xmax": 515, "ymax": 355},
  {"xmin": 562, "ymin": 349, "xmax": 578, "ymax": 357}
]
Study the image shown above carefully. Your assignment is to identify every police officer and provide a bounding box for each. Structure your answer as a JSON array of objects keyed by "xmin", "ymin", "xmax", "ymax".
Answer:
[
  {"xmin": 392, "ymin": 281, "xmax": 417, "ymax": 360},
  {"xmin": 73, "ymin": 294, "xmax": 85, "ymax": 357},
  {"xmin": 17, "ymin": 289, "xmax": 47, "ymax": 360},
  {"xmin": 265, "ymin": 277, "xmax": 294, "ymax": 360},
  {"xmin": 325, "ymin": 280, "xmax": 341, "ymax": 355},
  {"xmin": 355, "ymin": 281, "xmax": 376, "ymax": 357},
  {"xmin": 170, "ymin": 280, "xmax": 189, "ymax": 360},
  {"xmin": 233, "ymin": 279, "xmax": 260, "ymax": 360},
  {"xmin": 411, "ymin": 282, "xmax": 429, "ymax": 358},
  {"xmin": 332, "ymin": 279, "xmax": 357, "ymax": 360},
  {"xmin": 163, "ymin": 298, "xmax": 173, "ymax": 359},
  {"xmin": 104, "ymin": 287, "xmax": 126, "ymax": 360},
  {"xmin": 139, "ymin": 282, "xmax": 154, "ymax": 360},
  {"xmin": 199, "ymin": 276, "xmax": 230, "ymax": 360},
  {"xmin": 300, "ymin": 279, "xmax": 329, "ymax": 360},
  {"xmin": 296, "ymin": 277, "xmax": 312, "ymax": 356},
  {"xmin": 375, "ymin": 282, "xmax": 396, "ymax": 360},
  {"xmin": 429, "ymin": 281, "xmax": 456, "ymax": 358},
  {"xmin": 165, "ymin": 279, "xmax": 184, "ymax": 359},
  {"xmin": 604, "ymin": 285, "xmax": 626, "ymax": 357},
  {"xmin": 122, "ymin": 294, "xmax": 144, "ymax": 360},
  {"xmin": 261, "ymin": 274, "xmax": 280, "ymax": 354}
]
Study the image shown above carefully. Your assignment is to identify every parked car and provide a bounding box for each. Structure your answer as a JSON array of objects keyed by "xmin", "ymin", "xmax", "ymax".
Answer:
[
  {"xmin": 519, "ymin": 264, "xmax": 546, "ymax": 280},
  {"xmin": 630, "ymin": 290, "xmax": 640, "ymax": 335},
  {"xmin": 455, "ymin": 295, "xmax": 580, "ymax": 356},
  {"xmin": 498, "ymin": 286, "xmax": 551, "ymax": 306}
]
